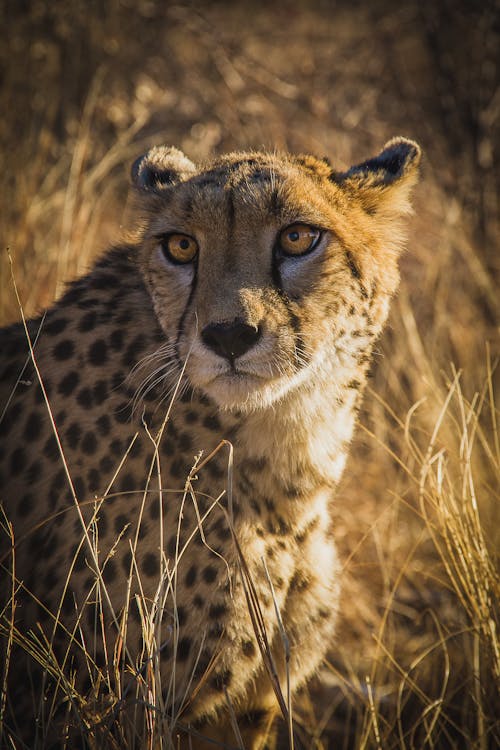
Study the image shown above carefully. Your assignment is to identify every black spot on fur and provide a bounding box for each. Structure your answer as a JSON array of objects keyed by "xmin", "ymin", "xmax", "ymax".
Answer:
[
  {"xmin": 78, "ymin": 311, "xmax": 97, "ymax": 333},
  {"xmin": 77, "ymin": 296, "xmax": 99, "ymax": 310},
  {"xmin": 177, "ymin": 637, "xmax": 191, "ymax": 661},
  {"xmin": 103, "ymin": 558, "xmax": 117, "ymax": 584},
  {"xmin": 50, "ymin": 468, "xmax": 66, "ymax": 495},
  {"xmin": 96, "ymin": 414, "xmax": 111, "ymax": 436},
  {"xmin": 213, "ymin": 516, "xmax": 231, "ymax": 540},
  {"xmin": 116, "ymin": 310, "xmax": 132, "ymax": 325},
  {"xmin": 289, "ymin": 571, "xmax": 309, "ymax": 592},
  {"xmin": 110, "ymin": 439, "xmax": 123, "ymax": 456},
  {"xmin": 81, "ymin": 431, "xmax": 98, "ymax": 455},
  {"xmin": 161, "ymin": 438, "xmax": 174, "ymax": 456},
  {"xmin": 209, "ymin": 622, "xmax": 224, "ymax": 639},
  {"xmin": 99, "ymin": 455, "xmax": 114, "ymax": 474},
  {"xmin": 93, "ymin": 380, "xmax": 108, "ymax": 405},
  {"xmin": 73, "ymin": 476, "xmax": 85, "ymax": 498},
  {"xmin": 119, "ymin": 473, "xmax": 135, "ymax": 493},
  {"xmin": 53, "ymin": 340, "xmax": 74, "ymax": 360},
  {"xmin": 185, "ymin": 565, "xmax": 197, "ymax": 588},
  {"xmin": 23, "ymin": 411, "xmax": 43, "ymax": 442},
  {"xmin": 159, "ymin": 640, "xmax": 173, "ymax": 662},
  {"xmin": 142, "ymin": 552, "xmax": 159, "ymax": 578},
  {"xmin": 268, "ymin": 516, "xmax": 290, "ymax": 535},
  {"xmin": 114, "ymin": 514, "xmax": 129, "ymax": 534},
  {"xmin": 209, "ymin": 602, "xmax": 227, "ymax": 619},
  {"xmin": 111, "ymin": 372, "xmax": 125, "ymax": 391},
  {"xmin": 33, "ymin": 383, "xmax": 45, "ymax": 405},
  {"xmin": 170, "ymin": 459, "xmax": 187, "ymax": 479},
  {"xmin": 87, "ymin": 468, "xmax": 100, "ymax": 491},
  {"xmin": 70, "ymin": 544, "xmax": 87, "ymax": 573},
  {"xmin": 241, "ymin": 640, "xmax": 256, "ymax": 658},
  {"xmin": 264, "ymin": 497, "xmax": 275, "ymax": 513},
  {"xmin": 129, "ymin": 439, "xmax": 143, "ymax": 458},
  {"xmin": 27, "ymin": 460, "xmax": 43, "ymax": 483},
  {"xmin": 203, "ymin": 565, "xmax": 217, "ymax": 584},
  {"xmin": 166, "ymin": 419, "xmax": 178, "ymax": 438},
  {"xmin": 211, "ymin": 669, "xmax": 232, "ymax": 692},
  {"xmin": 109, "ymin": 329, "xmax": 124, "ymax": 351},
  {"xmin": 207, "ymin": 461, "xmax": 225, "ymax": 480},
  {"xmin": 66, "ymin": 422, "xmax": 82, "ymax": 450},
  {"xmin": 18, "ymin": 493, "xmax": 34, "ymax": 517},
  {"xmin": 121, "ymin": 334, "xmax": 148, "ymax": 368},
  {"xmin": 250, "ymin": 499, "xmax": 261, "ymax": 516},
  {"xmin": 178, "ymin": 432, "xmax": 193, "ymax": 452},
  {"xmin": 167, "ymin": 535, "xmax": 178, "ymax": 557},
  {"xmin": 121, "ymin": 549, "xmax": 132, "ymax": 575},
  {"xmin": 0, "ymin": 402, "xmax": 21, "ymax": 437},
  {"xmin": 246, "ymin": 456, "xmax": 267, "ymax": 472},
  {"xmin": 43, "ymin": 434, "xmax": 58, "ymax": 461},
  {"xmin": 175, "ymin": 606, "xmax": 187, "ymax": 626},
  {"xmin": 44, "ymin": 318, "xmax": 68, "ymax": 336},
  {"xmin": 58, "ymin": 370, "xmax": 80, "ymax": 396},
  {"xmin": 203, "ymin": 413, "xmax": 221, "ymax": 432},
  {"xmin": 44, "ymin": 566, "xmax": 59, "ymax": 590},
  {"xmin": 88, "ymin": 339, "xmax": 108, "ymax": 366},
  {"xmin": 77, "ymin": 387, "xmax": 94, "ymax": 409},
  {"xmin": 114, "ymin": 401, "xmax": 132, "ymax": 424}
]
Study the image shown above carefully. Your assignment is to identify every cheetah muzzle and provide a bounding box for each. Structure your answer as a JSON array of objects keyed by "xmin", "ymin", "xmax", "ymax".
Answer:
[{"xmin": 0, "ymin": 138, "xmax": 420, "ymax": 749}]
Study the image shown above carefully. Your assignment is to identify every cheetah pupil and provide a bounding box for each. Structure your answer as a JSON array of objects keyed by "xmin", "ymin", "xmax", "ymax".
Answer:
[{"xmin": 0, "ymin": 139, "xmax": 420, "ymax": 748}]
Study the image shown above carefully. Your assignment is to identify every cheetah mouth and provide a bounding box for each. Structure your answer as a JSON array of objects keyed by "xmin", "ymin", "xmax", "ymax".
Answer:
[
  {"xmin": 209, "ymin": 368, "xmax": 269, "ymax": 387},
  {"xmin": 194, "ymin": 361, "xmax": 309, "ymax": 411},
  {"xmin": 193, "ymin": 366, "xmax": 275, "ymax": 407}
]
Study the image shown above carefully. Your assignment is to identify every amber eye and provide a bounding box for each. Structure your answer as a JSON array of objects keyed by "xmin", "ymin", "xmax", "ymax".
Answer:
[
  {"xmin": 278, "ymin": 223, "xmax": 321, "ymax": 257},
  {"xmin": 161, "ymin": 234, "xmax": 198, "ymax": 264}
]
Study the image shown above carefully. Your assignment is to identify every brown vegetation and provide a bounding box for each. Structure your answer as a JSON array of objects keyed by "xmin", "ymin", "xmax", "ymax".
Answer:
[{"xmin": 1, "ymin": 1, "xmax": 498, "ymax": 747}]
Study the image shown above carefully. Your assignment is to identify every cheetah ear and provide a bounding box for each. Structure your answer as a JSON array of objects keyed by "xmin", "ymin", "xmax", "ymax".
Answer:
[
  {"xmin": 131, "ymin": 146, "xmax": 196, "ymax": 192},
  {"xmin": 333, "ymin": 137, "xmax": 421, "ymax": 215}
]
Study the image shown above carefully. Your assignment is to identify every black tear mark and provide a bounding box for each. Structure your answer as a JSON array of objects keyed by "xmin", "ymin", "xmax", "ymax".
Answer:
[
  {"xmin": 174, "ymin": 263, "xmax": 198, "ymax": 366},
  {"xmin": 345, "ymin": 251, "xmax": 361, "ymax": 280}
]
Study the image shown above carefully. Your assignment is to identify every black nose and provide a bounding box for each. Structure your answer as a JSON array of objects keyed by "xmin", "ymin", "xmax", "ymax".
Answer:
[{"xmin": 201, "ymin": 320, "xmax": 261, "ymax": 360}]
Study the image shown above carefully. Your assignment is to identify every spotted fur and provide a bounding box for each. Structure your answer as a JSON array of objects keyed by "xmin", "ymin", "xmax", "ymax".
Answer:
[{"xmin": 0, "ymin": 138, "xmax": 420, "ymax": 748}]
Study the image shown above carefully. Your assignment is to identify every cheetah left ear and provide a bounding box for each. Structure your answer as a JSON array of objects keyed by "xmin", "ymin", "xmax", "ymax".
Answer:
[
  {"xmin": 333, "ymin": 137, "xmax": 421, "ymax": 216},
  {"xmin": 131, "ymin": 145, "xmax": 196, "ymax": 193}
]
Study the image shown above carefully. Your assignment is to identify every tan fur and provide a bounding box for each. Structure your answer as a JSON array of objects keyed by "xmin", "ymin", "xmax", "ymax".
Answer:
[{"xmin": 0, "ymin": 138, "xmax": 420, "ymax": 748}]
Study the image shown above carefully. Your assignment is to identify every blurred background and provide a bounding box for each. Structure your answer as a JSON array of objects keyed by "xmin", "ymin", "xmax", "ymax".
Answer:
[{"xmin": 1, "ymin": 1, "xmax": 498, "ymax": 747}]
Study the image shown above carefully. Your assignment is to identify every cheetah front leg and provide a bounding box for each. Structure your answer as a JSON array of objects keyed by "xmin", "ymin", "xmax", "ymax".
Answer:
[{"xmin": 180, "ymin": 707, "xmax": 278, "ymax": 749}]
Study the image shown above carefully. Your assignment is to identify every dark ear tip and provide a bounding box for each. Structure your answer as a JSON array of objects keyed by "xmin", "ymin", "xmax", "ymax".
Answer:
[
  {"xmin": 130, "ymin": 145, "xmax": 196, "ymax": 192},
  {"xmin": 382, "ymin": 137, "xmax": 422, "ymax": 169},
  {"xmin": 131, "ymin": 155, "xmax": 145, "ymax": 184}
]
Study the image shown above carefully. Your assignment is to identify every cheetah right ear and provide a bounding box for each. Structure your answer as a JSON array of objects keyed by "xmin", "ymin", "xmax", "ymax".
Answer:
[
  {"xmin": 332, "ymin": 137, "xmax": 421, "ymax": 217},
  {"xmin": 131, "ymin": 146, "xmax": 196, "ymax": 192}
]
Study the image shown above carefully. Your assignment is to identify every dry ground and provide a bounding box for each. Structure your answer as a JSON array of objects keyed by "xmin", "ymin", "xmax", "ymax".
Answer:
[{"xmin": 0, "ymin": 1, "xmax": 498, "ymax": 747}]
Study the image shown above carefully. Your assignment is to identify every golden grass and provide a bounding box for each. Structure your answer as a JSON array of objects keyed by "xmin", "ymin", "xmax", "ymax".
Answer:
[{"xmin": 1, "ymin": 1, "xmax": 498, "ymax": 747}]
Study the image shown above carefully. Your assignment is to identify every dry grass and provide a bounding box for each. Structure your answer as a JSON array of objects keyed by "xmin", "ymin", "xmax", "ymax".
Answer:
[{"xmin": 0, "ymin": 0, "xmax": 498, "ymax": 747}]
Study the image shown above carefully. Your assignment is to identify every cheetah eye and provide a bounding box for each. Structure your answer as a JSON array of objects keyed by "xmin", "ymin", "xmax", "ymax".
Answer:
[
  {"xmin": 161, "ymin": 233, "xmax": 198, "ymax": 264},
  {"xmin": 278, "ymin": 223, "xmax": 321, "ymax": 257}
]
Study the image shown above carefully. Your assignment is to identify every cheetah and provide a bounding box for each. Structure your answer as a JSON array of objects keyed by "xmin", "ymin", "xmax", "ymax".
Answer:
[{"xmin": 0, "ymin": 138, "xmax": 420, "ymax": 748}]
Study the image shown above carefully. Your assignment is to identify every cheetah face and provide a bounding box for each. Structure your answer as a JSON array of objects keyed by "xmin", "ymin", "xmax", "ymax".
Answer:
[{"xmin": 133, "ymin": 142, "xmax": 420, "ymax": 411}]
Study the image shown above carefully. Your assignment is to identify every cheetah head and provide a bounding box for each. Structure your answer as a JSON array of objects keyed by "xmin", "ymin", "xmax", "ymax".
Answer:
[{"xmin": 131, "ymin": 140, "xmax": 420, "ymax": 411}]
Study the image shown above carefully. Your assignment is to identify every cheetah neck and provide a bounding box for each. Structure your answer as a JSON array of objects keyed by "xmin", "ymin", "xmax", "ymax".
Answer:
[{"xmin": 225, "ymin": 358, "xmax": 365, "ymax": 515}]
